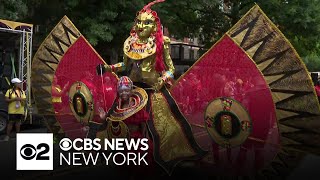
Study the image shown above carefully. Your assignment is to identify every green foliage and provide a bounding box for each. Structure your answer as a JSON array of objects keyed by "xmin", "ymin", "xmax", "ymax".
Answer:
[
  {"xmin": 158, "ymin": 0, "xmax": 225, "ymax": 48},
  {"xmin": 1, "ymin": 0, "xmax": 320, "ymax": 70},
  {"xmin": 0, "ymin": 0, "xmax": 28, "ymax": 21},
  {"xmin": 255, "ymin": 0, "xmax": 320, "ymax": 57},
  {"xmin": 302, "ymin": 52, "xmax": 320, "ymax": 72},
  {"xmin": 60, "ymin": 0, "xmax": 147, "ymax": 52}
]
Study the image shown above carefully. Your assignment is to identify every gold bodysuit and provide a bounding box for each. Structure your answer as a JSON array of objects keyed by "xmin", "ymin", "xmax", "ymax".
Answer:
[
  {"xmin": 99, "ymin": 5, "xmax": 206, "ymax": 174},
  {"xmin": 111, "ymin": 36, "xmax": 175, "ymax": 86}
]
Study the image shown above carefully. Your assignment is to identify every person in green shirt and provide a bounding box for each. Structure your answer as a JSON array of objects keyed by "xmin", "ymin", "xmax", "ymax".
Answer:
[{"xmin": 3, "ymin": 78, "xmax": 26, "ymax": 141}]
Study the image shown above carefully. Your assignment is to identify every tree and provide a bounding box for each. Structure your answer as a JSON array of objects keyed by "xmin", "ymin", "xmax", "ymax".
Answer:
[
  {"xmin": 157, "ymin": 0, "xmax": 224, "ymax": 48},
  {"xmin": 1, "ymin": 0, "xmax": 320, "ymax": 70},
  {"xmin": 303, "ymin": 52, "xmax": 320, "ymax": 72},
  {"xmin": 0, "ymin": 0, "xmax": 28, "ymax": 21},
  {"xmin": 160, "ymin": 0, "xmax": 320, "ymax": 71},
  {"xmin": 22, "ymin": 0, "xmax": 150, "ymax": 63},
  {"xmin": 254, "ymin": 0, "xmax": 320, "ymax": 58}
]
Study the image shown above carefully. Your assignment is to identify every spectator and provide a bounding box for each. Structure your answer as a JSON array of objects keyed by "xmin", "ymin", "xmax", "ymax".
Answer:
[{"xmin": 3, "ymin": 78, "xmax": 26, "ymax": 141}]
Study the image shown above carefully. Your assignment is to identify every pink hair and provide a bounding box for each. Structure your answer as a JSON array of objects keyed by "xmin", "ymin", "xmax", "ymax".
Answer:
[
  {"xmin": 132, "ymin": 0, "xmax": 166, "ymax": 72},
  {"xmin": 154, "ymin": 12, "xmax": 165, "ymax": 72}
]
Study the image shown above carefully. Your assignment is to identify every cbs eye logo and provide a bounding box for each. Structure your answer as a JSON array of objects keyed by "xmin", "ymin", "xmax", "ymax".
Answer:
[
  {"xmin": 20, "ymin": 143, "xmax": 50, "ymax": 160},
  {"xmin": 59, "ymin": 138, "xmax": 72, "ymax": 151}
]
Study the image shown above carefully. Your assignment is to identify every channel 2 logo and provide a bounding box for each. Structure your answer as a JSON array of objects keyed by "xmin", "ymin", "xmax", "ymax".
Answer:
[
  {"xmin": 16, "ymin": 133, "xmax": 53, "ymax": 170},
  {"xmin": 20, "ymin": 143, "xmax": 50, "ymax": 160}
]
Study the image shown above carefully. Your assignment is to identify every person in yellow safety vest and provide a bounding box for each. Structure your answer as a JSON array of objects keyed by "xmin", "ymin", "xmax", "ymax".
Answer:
[{"xmin": 3, "ymin": 78, "xmax": 26, "ymax": 141}]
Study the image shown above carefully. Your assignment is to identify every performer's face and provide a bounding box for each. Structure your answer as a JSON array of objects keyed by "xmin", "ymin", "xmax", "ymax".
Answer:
[
  {"xmin": 135, "ymin": 12, "xmax": 156, "ymax": 39},
  {"xmin": 119, "ymin": 88, "xmax": 132, "ymax": 101}
]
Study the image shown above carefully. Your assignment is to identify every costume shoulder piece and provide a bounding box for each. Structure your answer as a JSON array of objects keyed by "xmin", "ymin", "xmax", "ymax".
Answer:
[
  {"xmin": 108, "ymin": 87, "xmax": 148, "ymax": 121},
  {"xmin": 163, "ymin": 36, "xmax": 170, "ymax": 49},
  {"xmin": 123, "ymin": 35, "xmax": 156, "ymax": 60}
]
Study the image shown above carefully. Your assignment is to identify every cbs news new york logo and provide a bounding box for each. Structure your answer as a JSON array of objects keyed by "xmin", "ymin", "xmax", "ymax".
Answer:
[{"xmin": 16, "ymin": 133, "xmax": 53, "ymax": 170}]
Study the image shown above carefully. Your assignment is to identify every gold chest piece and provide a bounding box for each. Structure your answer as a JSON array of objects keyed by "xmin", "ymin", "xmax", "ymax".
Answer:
[{"xmin": 124, "ymin": 36, "xmax": 156, "ymax": 60}]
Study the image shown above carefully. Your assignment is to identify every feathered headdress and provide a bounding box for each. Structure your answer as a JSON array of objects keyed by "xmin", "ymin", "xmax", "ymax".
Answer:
[{"xmin": 117, "ymin": 76, "xmax": 133, "ymax": 90}]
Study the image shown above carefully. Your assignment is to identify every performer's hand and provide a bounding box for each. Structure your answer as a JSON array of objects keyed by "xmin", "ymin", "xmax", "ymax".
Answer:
[
  {"xmin": 96, "ymin": 64, "xmax": 111, "ymax": 75},
  {"xmin": 153, "ymin": 77, "xmax": 164, "ymax": 92},
  {"xmin": 98, "ymin": 107, "xmax": 106, "ymax": 120}
]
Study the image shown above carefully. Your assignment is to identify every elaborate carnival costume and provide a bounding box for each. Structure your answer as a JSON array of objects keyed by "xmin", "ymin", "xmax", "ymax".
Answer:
[
  {"xmin": 97, "ymin": 0, "xmax": 206, "ymax": 174},
  {"xmin": 31, "ymin": 1, "xmax": 320, "ymax": 178},
  {"xmin": 92, "ymin": 76, "xmax": 153, "ymax": 170},
  {"xmin": 96, "ymin": 76, "xmax": 149, "ymax": 140}
]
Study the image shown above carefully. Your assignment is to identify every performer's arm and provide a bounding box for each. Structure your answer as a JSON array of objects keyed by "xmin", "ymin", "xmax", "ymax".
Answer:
[
  {"xmin": 4, "ymin": 89, "xmax": 16, "ymax": 102},
  {"xmin": 97, "ymin": 101, "xmax": 118, "ymax": 131},
  {"xmin": 97, "ymin": 56, "xmax": 128, "ymax": 75},
  {"xmin": 153, "ymin": 36, "xmax": 175, "ymax": 91},
  {"xmin": 161, "ymin": 36, "xmax": 175, "ymax": 83}
]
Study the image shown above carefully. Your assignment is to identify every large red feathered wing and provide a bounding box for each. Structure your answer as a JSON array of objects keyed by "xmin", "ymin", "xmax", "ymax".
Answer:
[
  {"xmin": 32, "ymin": 16, "xmax": 118, "ymax": 140},
  {"xmin": 169, "ymin": 5, "xmax": 320, "ymax": 177}
]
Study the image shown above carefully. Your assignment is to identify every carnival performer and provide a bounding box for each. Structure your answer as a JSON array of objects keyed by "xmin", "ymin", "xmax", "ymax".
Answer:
[
  {"xmin": 96, "ymin": 0, "xmax": 206, "ymax": 174},
  {"xmin": 97, "ymin": 76, "xmax": 149, "ymax": 141},
  {"xmin": 95, "ymin": 76, "xmax": 153, "ymax": 177}
]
